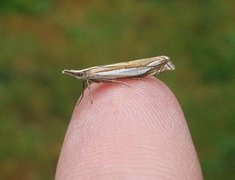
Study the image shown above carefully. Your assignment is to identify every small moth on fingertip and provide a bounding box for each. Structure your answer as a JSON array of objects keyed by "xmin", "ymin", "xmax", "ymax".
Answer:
[{"xmin": 62, "ymin": 55, "xmax": 175, "ymax": 103}]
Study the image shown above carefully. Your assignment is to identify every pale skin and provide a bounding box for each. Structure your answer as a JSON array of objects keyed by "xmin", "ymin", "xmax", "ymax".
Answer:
[{"xmin": 55, "ymin": 77, "xmax": 203, "ymax": 179}]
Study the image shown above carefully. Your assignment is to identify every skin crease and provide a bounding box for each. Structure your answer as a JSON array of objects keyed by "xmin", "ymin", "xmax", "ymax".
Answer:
[{"xmin": 55, "ymin": 77, "xmax": 203, "ymax": 180}]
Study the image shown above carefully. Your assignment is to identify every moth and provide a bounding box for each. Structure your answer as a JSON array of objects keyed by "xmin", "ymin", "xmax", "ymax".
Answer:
[{"xmin": 62, "ymin": 55, "xmax": 175, "ymax": 103}]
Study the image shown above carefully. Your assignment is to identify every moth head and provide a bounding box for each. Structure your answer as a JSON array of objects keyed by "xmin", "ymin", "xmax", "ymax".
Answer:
[
  {"xmin": 164, "ymin": 61, "xmax": 175, "ymax": 71},
  {"xmin": 62, "ymin": 69, "xmax": 86, "ymax": 79},
  {"xmin": 160, "ymin": 56, "xmax": 175, "ymax": 71}
]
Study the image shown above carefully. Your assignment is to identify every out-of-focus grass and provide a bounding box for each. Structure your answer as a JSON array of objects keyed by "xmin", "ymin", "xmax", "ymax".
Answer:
[
  {"xmin": 0, "ymin": 0, "xmax": 54, "ymax": 15},
  {"xmin": 0, "ymin": 0, "xmax": 235, "ymax": 179}
]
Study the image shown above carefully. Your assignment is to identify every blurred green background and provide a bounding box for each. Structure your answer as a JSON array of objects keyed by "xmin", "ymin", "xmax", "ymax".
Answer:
[{"xmin": 0, "ymin": 0, "xmax": 234, "ymax": 179}]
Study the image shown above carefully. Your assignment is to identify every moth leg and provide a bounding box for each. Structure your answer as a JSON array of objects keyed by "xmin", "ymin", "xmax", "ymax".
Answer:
[
  {"xmin": 75, "ymin": 81, "xmax": 86, "ymax": 106},
  {"xmin": 81, "ymin": 81, "xmax": 86, "ymax": 99},
  {"xmin": 86, "ymin": 80, "xmax": 93, "ymax": 104},
  {"xmin": 100, "ymin": 79, "xmax": 131, "ymax": 87},
  {"xmin": 131, "ymin": 77, "xmax": 147, "ymax": 81},
  {"xmin": 112, "ymin": 79, "xmax": 130, "ymax": 87},
  {"xmin": 146, "ymin": 65, "xmax": 164, "ymax": 76},
  {"xmin": 76, "ymin": 81, "xmax": 92, "ymax": 129},
  {"xmin": 158, "ymin": 65, "xmax": 165, "ymax": 74}
]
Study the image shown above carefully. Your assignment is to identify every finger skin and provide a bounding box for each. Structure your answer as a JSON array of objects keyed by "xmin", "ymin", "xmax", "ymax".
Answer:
[{"xmin": 56, "ymin": 77, "xmax": 203, "ymax": 180}]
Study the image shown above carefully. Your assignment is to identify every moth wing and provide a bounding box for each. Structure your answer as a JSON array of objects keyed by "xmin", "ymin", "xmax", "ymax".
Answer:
[{"xmin": 90, "ymin": 66, "xmax": 153, "ymax": 80}]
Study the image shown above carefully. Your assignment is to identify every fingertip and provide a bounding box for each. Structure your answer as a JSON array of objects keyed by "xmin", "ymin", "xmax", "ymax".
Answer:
[{"xmin": 56, "ymin": 77, "xmax": 203, "ymax": 179}]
